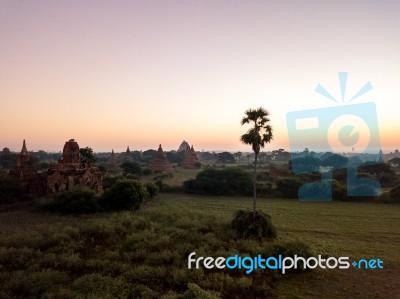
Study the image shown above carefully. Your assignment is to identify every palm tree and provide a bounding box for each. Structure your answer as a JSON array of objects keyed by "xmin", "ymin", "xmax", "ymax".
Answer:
[{"xmin": 240, "ymin": 107, "xmax": 273, "ymax": 219}]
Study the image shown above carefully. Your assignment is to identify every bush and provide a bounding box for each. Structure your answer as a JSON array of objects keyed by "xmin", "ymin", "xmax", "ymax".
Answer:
[
  {"xmin": 142, "ymin": 168, "xmax": 153, "ymax": 176},
  {"xmin": 184, "ymin": 167, "xmax": 252, "ymax": 196},
  {"xmin": 388, "ymin": 185, "xmax": 400, "ymax": 203},
  {"xmin": 120, "ymin": 161, "xmax": 142, "ymax": 176},
  {"xmin": 145, "ymin": 182, "xmax": 159, "ymax": 198},
  {"xmin": 256, "ymin": 182, "xmax": 272, "ymax": 197},
  {"xmin": 231, "ymin": 210, "xmax": 277, "ymax": 240},
  {"xmin": 45, "ymin": 187, "xmax": 98, "ymax": 214},
  {"xmin": 183, "ymin": 283, "xmax": 220, "ymax": 299},
  {"xmin": 275, "ymin": 176, "xmax": 306, "ymax": 198},
  {"xmin": 101, "ymin": 174, "xmax": 124, "ymax": 189},
  {"xmin": 99, "ymin": 179, "xmax": 149, "ymax": 211},
  {"xmin": 0, "ymin": 172, "xmax": 25, "ymax": 204}
]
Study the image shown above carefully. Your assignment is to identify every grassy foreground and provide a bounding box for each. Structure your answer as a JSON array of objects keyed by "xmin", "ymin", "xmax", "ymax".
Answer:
[{"xmin": 0, "ymin": 194, "xmax": 399, "ymax": 298}]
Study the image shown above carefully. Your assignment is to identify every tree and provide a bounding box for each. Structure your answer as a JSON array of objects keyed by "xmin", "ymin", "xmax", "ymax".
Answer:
[
  {"xmin": 120, "ymin": 161, "xmax": 142, "ymax": 176},
  {"xmin": 80, "ymin": 147, "xmax": 96, "ymax": 164},
  {"xmin": 0, "ymin": 172, "xmax": 24, "ymax": 204},
  {"xmin": 216, "ymin": 152, "xmax": 235, "ymax": 163},
  {"xmin": 240, "ymin": 107, "xmax": 273, "ymax": 219},
  {"xmin": 100, "ymin": 179, "xmax": 149, "ymax": 211}
]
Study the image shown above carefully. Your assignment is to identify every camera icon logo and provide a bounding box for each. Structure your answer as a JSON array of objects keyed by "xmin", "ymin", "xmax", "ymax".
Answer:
[{"xmin": 286, "ymin": 73, "xmax": 381, "ymax": 201}]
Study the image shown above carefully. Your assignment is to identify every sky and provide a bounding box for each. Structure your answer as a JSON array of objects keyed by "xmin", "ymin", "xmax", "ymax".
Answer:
[{"xmin": 1, "ymin": 0, "xmax": 399, "ymax": 153}]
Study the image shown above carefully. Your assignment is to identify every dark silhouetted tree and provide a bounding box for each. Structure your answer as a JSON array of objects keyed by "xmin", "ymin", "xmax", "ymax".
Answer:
[
  {"xmin": 80, "ymin": 147, "xmax": 96, "ymax": 164},
  {"xmin": 240, "ymin": 107, "xmax": 273, "ymax": 219}
]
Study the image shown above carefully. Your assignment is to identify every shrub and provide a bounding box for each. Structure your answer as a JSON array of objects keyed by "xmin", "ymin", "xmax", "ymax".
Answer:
[
  {"xmin": 99, "ymin": 179, "xmax": 148, "ymax": 211},
  {"xmin": 142, "ymin": 168, "xmax": 153, "ymax": 176},
  {"xmin": 256, "ymin": 182, "xmax": 272, "ymax": 197},
  {"xmin": 120, "ymin": 161, "xmax": 142, "ymax": 176},
  {"xmin": 145, "ymin": 182, "xmax": 159, "ymax": 198},
  {"xmin": 389, "ymin": 184, "xmax": 400, "ymax": 202},
  {"xmin": 183, "ymin": 283, "xmax": 221, "ymax": 299},
  {"xmin": 231, "ymin": 210, "xmax": 277, "ymax": 240},
  {"xmin": 46, "ymin": 187, "xmax": 98, "ymax": 214},
  {"xmin": 183, "ymin": 167, "xmax": 252, "ymax": 196},
  {"xmin": 0, "ymin": 172, "xmax": 24, "ymax": 204},
  {"xmin": 275, "ymin": 176, "xmax": 306, "ymax": 198},
  {"xmin": 102, "ymin": 174, "xmax": 124, "ymax": 189}
]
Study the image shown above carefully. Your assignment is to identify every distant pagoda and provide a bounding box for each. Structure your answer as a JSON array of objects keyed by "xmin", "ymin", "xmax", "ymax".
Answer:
[
  {"xmin": 150, "ymin": 144, "xmax": 173, "ymax": 171},
  {"xmin": 107, "ymin": 149, "xmax": 117, "ymax": 166},
  {"xmin": 9, "ymin": 140, "xmax": 46, "ymax": 194},
  {"xmin": 181, "ymin": 145, "xmax": 199, "ymax": 168},
  {"xmin": 119, "ymin": 145, "xmax": 133, "ymax": 162},
  {"xmin": 177, "ymin": 140, "xmax": 190, "ymax": 152}
]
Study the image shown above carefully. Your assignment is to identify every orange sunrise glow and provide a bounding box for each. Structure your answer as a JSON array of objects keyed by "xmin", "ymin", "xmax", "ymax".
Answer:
[{"xmin": 0, "ymin": 1, "xmax": 399, "ymax": 153}]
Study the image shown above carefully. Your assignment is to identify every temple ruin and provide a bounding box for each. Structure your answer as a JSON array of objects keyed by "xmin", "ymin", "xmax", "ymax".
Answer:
[
  {"xmin": 149, "ymin": 144, "xmax": 173, "ymax": 171},
  {"xmin": 181, "ymin": 145, "xmax": 199, "ymax": 168},
  {"xmin": 47, "ymin": 139, "xmax": 103, "ymax": 194},
  {"xmin": 177, "ymin": 140, "xmax": 190, "ymax": 152},
  {"xmin": 107, "ymin": 149, "xmax": 117, "ymax": 166},
  {"xmin": 9, "ymin": 140, "xmax": 46, "ymax": 194}
]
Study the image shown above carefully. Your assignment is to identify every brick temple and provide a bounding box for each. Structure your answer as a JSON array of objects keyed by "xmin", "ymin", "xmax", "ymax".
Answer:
[
  {"xmin": 181, "ymin": 145, "xmax": 199, "ymax": 168},
  {"xmin": 9, "ymin": 140, "xmax": 47, "ymax": 194},
  {"xmin": 149, "ymin": 144, "xmax": 173, "ymax": 171},
  {"xmin": 107, "ymin": 149, "xmax": 117, "ymax": 166},
  {"xmin": 10, "ymin": 139, "xmax": 103, "ymax": 195},
  {"xmin": 47, "ymin": 139, "xmax": 103, "ymax": 194}
]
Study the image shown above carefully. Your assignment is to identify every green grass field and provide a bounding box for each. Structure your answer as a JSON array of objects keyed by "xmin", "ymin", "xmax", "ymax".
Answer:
[
  {"xmin": 159, "ymin": 194, "xmax": 400, "ymax": 298},
  {"xmin": 0, "ymin": 194, "xmax": 399, "ymax": 298}
]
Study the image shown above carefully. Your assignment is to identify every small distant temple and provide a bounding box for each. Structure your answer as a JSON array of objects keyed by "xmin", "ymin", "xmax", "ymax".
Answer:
[
  {"xmin": 9, "ymin": 140, "xmax": 46, "ymax": 194},
  {"xmin": 1, "ymin": 147, "xmax": 11, "ymax": 156},
  {"xmin": 119, "ymin": 146, "xmax": 133, "ymax": 162},
  {"xmin": 181, "ymin": 145, "xmax": 199, "ymax": 168},
  {"xmin": 107, "ymin": 149, "xmax": 117, "ymax": 166},
  {"xmin": 177, "ymin": 140, "xmax": 190, "ymax": 152},
  {"xmin": 149, "ymin": 144, "xmax": 173, "ymax": 171},
  {"xmin": 47, "ymin": 139, "xmax": 103, "ymax": 194}
]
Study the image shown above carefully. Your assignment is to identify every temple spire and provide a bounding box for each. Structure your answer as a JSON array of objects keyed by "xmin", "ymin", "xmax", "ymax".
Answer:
[{"xmin": 21, "ymin": 139, "xmax": 28, "ymax": 155}]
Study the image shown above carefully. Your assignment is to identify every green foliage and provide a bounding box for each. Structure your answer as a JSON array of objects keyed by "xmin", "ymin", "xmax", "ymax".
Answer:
[
  {"xmin": 2, "ymin": 194, "xmax": 399, "ymax": 298},
  {"xmin": 101, "ymin": 174, "xmax": 124, "ymax": 189},
  {"xmin": 275, "ymin": 176, "xmax": 306, "ymax": 198},
  {"xmin": 0, "ymin": 153, "xmax": 17, "ymax": 169},
  {"xmin": 388, "ymin": 184, "xmax": 400, "ymax": 202},
  {"xmin": 216, "ymin": 152, "xmax": 235, "ymax": 163},
  {"xmin": 0, "ymin": 203, "xmax": 278, "ymax": 298},
  {"xmin": 142, "ymin": 168, "xmax": 153, "ymax": 176},
  {"xmin": 100, "ymin": 179, "xmax": 148, "ymax": 211},
  {"xmin": 145, "ymin": 182, "xmax": 159, "ymax": 198},
  {"xmin": 166, "ymin": 151, "xmax": 185, "ymax": 164},
  {"xmin": 79, "ymin": 146, "xmax": 96, "ymax": 164},
  {"xmin": 42, "ymin": 187, "xmax": 98, "ymax": 214},
  {"xmin": 240, "ymin": 107, "xmax": 273, "ymax": 155},
  {"xmin": 183, "ymin": 283, "xmax": 221, "ymax": 299},
  {"xmin": 184, "ymin": 167, "xmax": 252, "ymax": 196},
  {"xmin": 120, "ymin": 161, "xmax": 142, "ymax": 176},
  {"xmin": 0, "ymin": 172, "xmax": 25, "ymax": 204},
  {"xmin": 231, "ymin": 210, "xmax": 277, "ymax": 240},
  {"xmin": 256, "ymin": 182, "xmax": 272, "ymax": 197}
]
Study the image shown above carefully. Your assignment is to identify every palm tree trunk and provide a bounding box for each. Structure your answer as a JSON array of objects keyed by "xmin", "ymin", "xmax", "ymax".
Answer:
[{"xmin": 253, "ymin": 152, "xmax": 258, "ymax": 220}]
